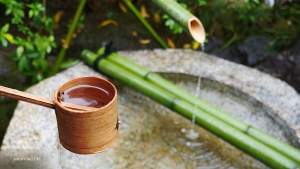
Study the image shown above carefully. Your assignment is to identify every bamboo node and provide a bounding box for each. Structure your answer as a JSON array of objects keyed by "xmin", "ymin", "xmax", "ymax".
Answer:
[
  {"xmin": 170, "ymin": 97, "xmax": 179, "ymax": 110},
  {"xmin": 244, "ymin": 125, "xmax": 252, "ymax": 134},
  {"xmin": 144, "ymin": 71, "xmax": 151, "ymax": 80}
]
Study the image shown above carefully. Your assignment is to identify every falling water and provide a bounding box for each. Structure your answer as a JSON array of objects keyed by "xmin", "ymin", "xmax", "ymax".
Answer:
[
  {"xmin": 201, "ymin": 43, "xmax": 205, "ymax": 51},
  {"xmin": 185, "ymin": 76, "xmax": 201, "ymax": 140}
]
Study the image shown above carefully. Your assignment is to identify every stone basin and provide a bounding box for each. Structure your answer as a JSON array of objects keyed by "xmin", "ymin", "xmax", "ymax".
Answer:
[{"xmin": 1, "ymin": 49, "xmax": 300, "ymax": 169}]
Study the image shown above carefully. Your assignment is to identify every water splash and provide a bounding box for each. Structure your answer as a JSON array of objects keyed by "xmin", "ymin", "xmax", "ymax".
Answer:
[{"xmin": 185, "ymin": 76, "xmax": 201, "ymax": 140}]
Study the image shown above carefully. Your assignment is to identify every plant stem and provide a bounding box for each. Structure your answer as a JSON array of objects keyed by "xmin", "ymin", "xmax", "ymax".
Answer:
[
  {"xmin": 49, "ymin": 0, "xmax": 87, "ymax": 77},
  {"xmin": 220, "ymin": 33, "xmax": 237, "ymax": 50},
  {"xmin": 123, "ymin": 0, "xmax": 168, "ymax": 49},
  {"xmin": 81, "ymin": 49, "xmax": 300, "ymax": 168}
]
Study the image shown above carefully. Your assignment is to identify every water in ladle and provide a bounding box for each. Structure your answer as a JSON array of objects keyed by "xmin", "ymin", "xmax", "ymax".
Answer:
[
  {"xmin": 185, "ymin": 76, "xmax": 201, "ymax": 140},
  {"xmin": 60, "ymin": 84, "xmax": 108, "ymax": 108}
]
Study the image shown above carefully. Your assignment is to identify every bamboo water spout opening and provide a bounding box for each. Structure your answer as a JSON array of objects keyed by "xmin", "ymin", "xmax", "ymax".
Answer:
[
  {"xmin": 188, "ymin": 17, "xmax": 206, "ymax": 43},
  {"xmin": 151, "ymin": 0, "xmax": 206, "ymax": 43}
]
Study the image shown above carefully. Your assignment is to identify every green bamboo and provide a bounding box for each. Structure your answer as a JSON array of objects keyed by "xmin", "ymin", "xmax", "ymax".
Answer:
[
  {"xmin": 81, "ymin": 51, "xmax": 299, "ymax": 168},
  {"xmin": 123, "ymin": 0, "xmax": 168, "ymax": 49},
  {"xmin": 49, "ymin": 0, "xmax": 87, "ymax": 76},
  {"xmin": 151, "ymin": 0, "xmax": 206, "ymax": 43},
  {"xmin": 86, "ymin": 48, "xmax": 300, "ymax": 164}
]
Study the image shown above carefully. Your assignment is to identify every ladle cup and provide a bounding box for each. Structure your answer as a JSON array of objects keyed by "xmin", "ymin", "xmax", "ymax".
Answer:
[{"xmin": 0, "ymin": 76, "xmax": 119, "ymax": 154}]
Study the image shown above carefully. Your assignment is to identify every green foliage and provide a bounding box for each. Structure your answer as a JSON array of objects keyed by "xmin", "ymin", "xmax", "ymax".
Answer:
[
  {"xmin": 0, "ymin": 0, "xmax": 57, "ymax": 84},
  {"xmin": 164, "ymin": 0, "xmax": 300, "ymax": 51},
  {"xmin": 68, "ymin": 15, "xmax": 85, "ymax": 30},
  {"xmin": 197, "ymin": 0, "xmax": 207, "ymax": 6},
  {"xmin": 162, "ymin": 1, "xmax": 188, "ymax": 34},
  {"xmin": 162, "ymin": 15, "xmax": 183, "ymax": 34},
  {"xmin": 0, "ymin": 24, "xmax": 14, "ymax": 47}
]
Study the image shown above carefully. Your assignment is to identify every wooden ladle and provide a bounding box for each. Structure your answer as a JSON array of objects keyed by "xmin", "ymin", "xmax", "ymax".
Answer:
[
  {"xmin": 1, "ymin": 76, "xmax": 120, "ymax": 154},
  {"xmin": 0, "ymin": 85, "xmax": 98, "ymax": 111}
]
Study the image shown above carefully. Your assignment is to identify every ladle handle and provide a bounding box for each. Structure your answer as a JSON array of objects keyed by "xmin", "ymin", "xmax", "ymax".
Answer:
[
  {"xmin": 0, "ymin": 86, "xmax": 99, "ymax": 111},
  {"xmin": 0, "ymin": 85, "xmax": 55, "ymax": 109}
]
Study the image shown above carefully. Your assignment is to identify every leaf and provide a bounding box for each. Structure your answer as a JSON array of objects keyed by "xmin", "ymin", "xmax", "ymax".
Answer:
[
  {"xmin": 253, "ymin": 0, "xmax": 259, "ymax": 4},
  {"xmin": 139, "ymin": 39, "xmax": 151, "ymax": 44},
  {"xmin": 24, "ymin": 42, "xmax": 34, "ymax": 51},
  {"xmin": 32, "ymin": 58, "xmax": 49, "ymax": 71},
  {"xmin": 18, "ymin": 56, "xmax": 29, "ymax": 72},
  {"xmin": 183, "ymin": 43, "xmax": 191, "ymax": 49},
  {"xmin": 4, "ymin": 33, "xmax": 14, "ymax": 44},
  {"xmin": 198, "ymin": 0, "xmax": 207, "ymax": 6},
  {"xmin": 36, "ymin": 73, "xmax": 44, "ymax": 82},
  {"xmin": 98, "ymin": 19, "xmax": 119, "ymax": 28},
  {"xmin": 153, "ymin": 12, "xmax": 161, "ymax": 24},
  {"xmin": 28, "ymin": 10, "xmax": 33, "ymax": 18},
  {"xmin": 54, "ymin": 11, "xmax": 63, "ymax": 23},
  {"xmin": 118, "ymin": 2, "xmax": 127, "ymax": 13},
  {"xmin": 140, "ymin": 5, "xmax": 149, "ymax": 18},
  {"xmin": 5, "ymin": 9, "xmax": 12, "ymax": 15},
  {"xmin": 49, "ymin": 35, "xmax": 55, "ymax": 41},
  {"xmin": 27, "ymin": 51, "xmax": 40, "ymax": 58},
  {"xmin": 1, "ymin": 23, "xmax": 9, "ymax": 33},
  {"xmin": 16, "ymin": 46, "xmax": 24, "ymax": 57},
  {"xmin": 34, "ymin": 34, "xmax": 52, "ymax": 58},
  {"xmin": 46, "ymin": 46, "xmax": 52, "ymax": 53},
  {"xmin": 1, "ymin": 38, "xmax": 8, "ymax": 47},
  {"xmin": 167, "ymin": 38, "xmax": 175, "ymax": 48},
  {"xmin": 192, "ymin": 41, "xmax": 200, "ymax": 50},
  {"xmin": 131, "ymin": 31, "xmax": 138, "ymax": 37},
  {"xmin": 60, "ymin": 59, "xmax": 80, "ymax": 69}
]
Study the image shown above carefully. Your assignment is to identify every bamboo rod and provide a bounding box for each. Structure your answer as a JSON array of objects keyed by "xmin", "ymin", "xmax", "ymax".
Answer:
[
  {"xmin": 0, "ymin": 86, "xmax": 98, "ymax": 111},
  {"xmin": 82, "ymin": 48, "xmax": 300, "ymax": 165},
  {"xmin": 104, "ymin": 51, "xmax": 300, "ymax": 164},
  {"xmin": 151, "ymin": 0, "xmax": 206, "ymax": 43},
  {"xmin": 123, "ymin": 0, "xmax": 168, "ymax": 49},
  {"xmin": 49, "ymin": 0, "xmax": 87, "ymax": 76},
  {"xmin": 81, "ymin": 52, "xmax": 299, "ymax": 168}
]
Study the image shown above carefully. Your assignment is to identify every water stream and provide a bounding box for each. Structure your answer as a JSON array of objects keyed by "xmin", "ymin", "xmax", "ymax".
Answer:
[
  {"xmin": 201, "ymin": 43, "xmax": 205, "ymax": 51},
  {"xmin": 185, "ymin": 76, "xmax": 201, "ymax": 140}
]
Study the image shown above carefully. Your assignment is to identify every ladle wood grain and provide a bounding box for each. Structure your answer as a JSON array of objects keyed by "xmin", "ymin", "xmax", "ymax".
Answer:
[{"xmin": 0, "ymin": 86, "xmax": 98, "ymax": 111}]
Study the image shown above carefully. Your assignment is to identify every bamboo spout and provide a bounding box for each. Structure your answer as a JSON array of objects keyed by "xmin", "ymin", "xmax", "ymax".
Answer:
[
  {"xmin": 0, "ymin": 85, "xmax": 98, "ymax": 111},
  {"xmin": 152, "ymin": 0, "xmax": 206, "ymax": 43},
  {"xmin": 188, "ymin": 17, "xmax": 205, "ymax": 43}
]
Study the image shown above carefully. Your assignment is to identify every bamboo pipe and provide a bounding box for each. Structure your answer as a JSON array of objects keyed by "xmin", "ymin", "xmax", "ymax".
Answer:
[
  {"xmin": 103, "ymin": 51, "xmax": 300, "ymax": 164},
  {"xmin": 81, "ymin": 53, "xmax": 299, "ymax": 168},
  {"xmin": 82, "ymin": 48, "xmax": 300, "ymax": 164},
  {"xmin": 151, "ymin": 0, "xmax": 206, "ymax": 43},
  {"xmin": 0, "ymin": 86, "xmax": 98, "ymax": 111}
]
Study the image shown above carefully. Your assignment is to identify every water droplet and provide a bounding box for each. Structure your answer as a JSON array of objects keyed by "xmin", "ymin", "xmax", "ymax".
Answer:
[{"xmin": 186, "ymin": 142, "xmax": 191, "ymax": 147}]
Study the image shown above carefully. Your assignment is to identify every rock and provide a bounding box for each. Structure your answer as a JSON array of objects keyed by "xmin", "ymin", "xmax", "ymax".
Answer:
[{"xmin": 1, "ymin": 49, "xmax": 300, "ymax": 169}]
